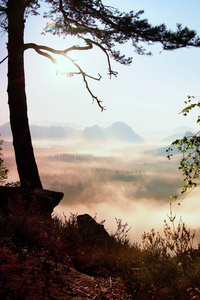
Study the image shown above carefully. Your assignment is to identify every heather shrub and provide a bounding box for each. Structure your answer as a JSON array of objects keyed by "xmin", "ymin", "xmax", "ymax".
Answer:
[
  {"xmin": 0, "ymin": 137, "xmax": 8, "ymax": 185},
  {"xmin": 0, "ymin": 196, "xmax": 200, "ymax": 299}
]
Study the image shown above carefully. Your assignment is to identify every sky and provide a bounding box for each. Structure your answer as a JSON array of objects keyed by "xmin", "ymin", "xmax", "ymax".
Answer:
[{"xmin": 1, "ymin": 0, "xmax": 200, "ymax": 133}]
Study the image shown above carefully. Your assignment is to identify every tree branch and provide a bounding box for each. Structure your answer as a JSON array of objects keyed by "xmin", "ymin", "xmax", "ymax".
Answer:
[
  {"xmin": 82, "ymin": 73, "xmax": 106, "ymax": 111},
  {"xmin": 0, "ymin": 2, "xmax": 7, "ymax": 12},
  {"xmin": 24, "ymin": 42, "xmax": 106, "ymax": 111},
  {"xmin": 83, "ymin": 38, "xmax": 118, "ymax": 78},
  {"xmin": 31, "ymin": 47, "xmax": 57, "ymax": 64},
  {"xmin": 59, "ymin": 0, "xmax": 63, "ymax": 12},
  {"xmin": 24, "ymin": 0, "xmax": 35, "ymax": 6},
  {"xmin": 24, "ymin": 42, "xmax": 93, "ymax": 54},
  {"xmin": 56, "ymin": 0, "xmax": 102, "ymax": 35},
  {"xmin": 0, "ymin": 55, "xmax": 8, "ymax": 64},
  {"xmin": 57, "ymin": 53, "xmax": 105, "ymax": 111}
]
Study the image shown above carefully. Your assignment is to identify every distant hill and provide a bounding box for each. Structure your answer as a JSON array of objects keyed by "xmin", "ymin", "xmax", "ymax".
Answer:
[
  {"xmin": 147, "ymin": 131, "xmax": 196, "ymax": 156},
  {"xmin": 165, "ymin": 125, "xmax": 197, "ymax": 135},
  {"xmin": 35, "ymin": 120, "xmax": 84, "ymax": 131},
  {"xmin": 31, "ymin": 125, "xmax": 67, "ymax": 138},
  {"xmin": 82, "ymin": 122, "xmax": 144, "ymax": 142},
  {"xmin": 146, "ymin": 145, "xmax": 178, "ymax": 157},
  {"xmin": 0, "ymin": 122, "xmax": 11, "ymax": 137},
  {"xmin": 82, "ymin": 125, "xmax": 105, "ymax": 140},
  {"xmin": 104, "ymin": 122, "xmax": 144, "ymax": 142},
  {"xmin": 2, "ymin": 121, "xmax": 144, "ymax": 142},
  {"xmin": 0, "ymin": 122, "xmax": 80, "ymax": 139},
  {"xmin": 161, "ymin": 131, "xmax": 195, "ymax": 143}
]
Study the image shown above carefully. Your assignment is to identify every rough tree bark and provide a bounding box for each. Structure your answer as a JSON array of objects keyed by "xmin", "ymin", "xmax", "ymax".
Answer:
[{"xmin": 7, "ymin": 0, "xmax": 42, "ymax": 189}]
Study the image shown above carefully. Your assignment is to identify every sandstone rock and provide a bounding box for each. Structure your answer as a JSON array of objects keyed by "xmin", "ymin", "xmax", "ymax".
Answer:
[
  {"xmin": 77, "ymin": 214, "xmax": 111, "ymax": 246},
  {"xmin": 0, "ymin": 186, "xmax": 63, "ymax": 217}
]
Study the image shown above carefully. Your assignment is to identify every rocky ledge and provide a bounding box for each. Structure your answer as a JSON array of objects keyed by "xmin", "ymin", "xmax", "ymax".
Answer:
[{"xmin": 0, "ymin": 186, "xmax": 64, "ymax": 217}]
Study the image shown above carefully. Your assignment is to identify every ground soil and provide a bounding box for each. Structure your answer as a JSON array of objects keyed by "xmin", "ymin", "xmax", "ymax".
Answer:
[{"xmin": 0, "ymin": 237, "xmax": 132, "ymax": 299}]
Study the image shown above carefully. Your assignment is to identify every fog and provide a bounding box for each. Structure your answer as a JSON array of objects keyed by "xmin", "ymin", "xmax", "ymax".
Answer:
[{"xmin": 3, "ymin": 137, "xmax": 200, "ymax": 245}]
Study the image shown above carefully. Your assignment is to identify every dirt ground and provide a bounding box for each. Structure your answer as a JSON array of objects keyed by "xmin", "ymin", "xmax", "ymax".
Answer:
[{"xmin": 0, "ymin": 238, "xmax": 133, "ymax": 299}]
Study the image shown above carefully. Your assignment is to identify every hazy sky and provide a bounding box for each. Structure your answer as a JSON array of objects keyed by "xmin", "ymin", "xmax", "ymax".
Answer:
[{"xmin": 1, "ymin": 0, "xmax": 200, "ymax": 132}]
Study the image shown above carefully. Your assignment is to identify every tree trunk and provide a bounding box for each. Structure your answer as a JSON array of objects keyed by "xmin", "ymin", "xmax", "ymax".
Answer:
[{"xmin": 7, "ymin": 0, "xmax": 43, "ymax": 189}]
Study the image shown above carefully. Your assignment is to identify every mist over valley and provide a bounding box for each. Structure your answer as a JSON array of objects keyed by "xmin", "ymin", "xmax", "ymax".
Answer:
[{"xmin": 1, "ymin": 121, "xmax": 200, "ymax": 244}]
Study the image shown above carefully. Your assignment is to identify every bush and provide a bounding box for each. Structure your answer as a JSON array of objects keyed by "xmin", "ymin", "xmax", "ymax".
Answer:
[
  {"xmin": 0, "ymin": 137, "xmax": 8, "ymax": 185},
  {"xmin": 1, "ymin": 199, "xmax": 200, "ymax": 299}
]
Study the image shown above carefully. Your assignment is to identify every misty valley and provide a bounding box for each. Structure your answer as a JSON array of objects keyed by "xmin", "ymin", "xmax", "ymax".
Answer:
[{"xmin": 1, "ymin": 121, "xmax": 200, "ymax": 244}]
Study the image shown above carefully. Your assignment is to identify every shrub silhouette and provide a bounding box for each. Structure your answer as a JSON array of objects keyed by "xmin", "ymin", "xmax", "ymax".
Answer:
[
  {"xmin": 0, "ymin": 137, "xmax": 8, "ymax": 185},
  {"xmin": 0, "ymin": 198, "xmax": 200, "ymax": 299}
]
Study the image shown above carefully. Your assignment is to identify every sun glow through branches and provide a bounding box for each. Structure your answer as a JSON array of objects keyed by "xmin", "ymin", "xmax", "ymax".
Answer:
[{"xmin": 54, "ymin": 55, "xmax": 76, "ymax": 75}]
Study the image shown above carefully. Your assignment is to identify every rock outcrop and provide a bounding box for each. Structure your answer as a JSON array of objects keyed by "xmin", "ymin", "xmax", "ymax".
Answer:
[
  {"xmin": 77, "ymin": 214, "xmax": 112, "ymax": 246},
  {"xmin": 0, "ymin": 186, "xmax": 63, "ymax": 217}
]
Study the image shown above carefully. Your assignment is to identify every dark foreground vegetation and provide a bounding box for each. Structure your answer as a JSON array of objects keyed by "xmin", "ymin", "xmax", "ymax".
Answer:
[{"xmin": 0, "ymin": 196, "xmax": 200, "ymax": 299}]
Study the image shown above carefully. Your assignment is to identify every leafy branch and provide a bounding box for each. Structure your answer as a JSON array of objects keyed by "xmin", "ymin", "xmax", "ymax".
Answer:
[{"xmin": 167, "ymin": 95, "xmax": 200, "ymax": 201}]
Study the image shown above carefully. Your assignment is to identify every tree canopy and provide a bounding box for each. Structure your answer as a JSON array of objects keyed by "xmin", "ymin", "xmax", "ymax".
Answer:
[
  {"xmin": 2, "ymin": 0, "xmax": 200, "ymax": 110},
  {"xmin": 1, "ymin": 0, "xmax": 200, "ymax": 188}
]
